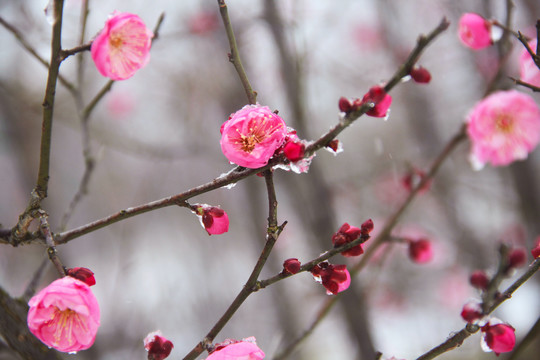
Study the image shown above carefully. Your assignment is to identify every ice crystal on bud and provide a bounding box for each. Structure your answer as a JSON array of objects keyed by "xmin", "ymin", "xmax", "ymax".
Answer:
[
  {"xmin": 144, "ymin": 330, "xmax": 173, "ymax": 360},
  {"xmin": 458, "ymin": 13, "xmax": 492, "ymax": 50}
]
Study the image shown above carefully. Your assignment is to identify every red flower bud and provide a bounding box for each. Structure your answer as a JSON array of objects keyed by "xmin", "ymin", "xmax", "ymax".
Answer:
[
  {"xmin": 460, "ymin": 301, "xmax": 483, "ymax": 323},
  {"xmin": 311, "ymin": 262, "xmax": 351, "ymax": 295},
  {"xmin": 332, "ymin": 223, "xmax": 364, "ymax": 257},
  {"xmin": 360, "ymin": 219, "xmax": 374, "ymax": 237},
  {"xmin": 507, "ymin": 248, "xmax": 527, "ymax": 269},
  {"xmin": 470, "ymin": 270, "xmax": 489, "ymax": 290},
  {"xmin": 361, "ymin": 86, "xmax": 392, "ymax": 118},
  {"xmin": 481, "ymin": 322, "xmax": 516, "ymax": 355},
  {"xmin": 144, "ymin": 331, "xmax": 174, "ymax": 360},
  {"xmin": 410, "ymin": 65, "xmax": 432, "ymax": 83},
  {"xmin": 283, "ymin": 258, "xmax": 301, "ymax": 274},
  {"xmin": 408, "ymin": 238, "xmax": 433, "ymax": 264},
  {"xmin": 326, "ymin": 139, "xmax": 340, "ymax": 152},
  {"xmin": 283, "ymin": 141, "xmax": 305, "ymax": 162},
  {"xmin": 194, "ymin": 204, "xmax": 229, "ymax": 235},
  {"xmin": 338, "ymin": 97, "xmax": 353, "ymax": 113},
  {"xmin": 66, "ymin": 267, "xmax": 96, "ymax": 286}
]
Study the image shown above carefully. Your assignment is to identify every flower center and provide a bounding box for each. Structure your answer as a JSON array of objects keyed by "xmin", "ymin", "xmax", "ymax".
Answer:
[
  {"xmin": 239, "ymin": 132, "xmax": 265, "ymax": 153},
  {"xmin": 495, "ymin": 113, "xmax": 513, "ymax": 133},
  {"xmin": 49, "ymin": 307, "xmax": 85, "ymax": 346},
  {"xmin": 109, "ymin": 33, "xmax": 124, "ymax": 49}
]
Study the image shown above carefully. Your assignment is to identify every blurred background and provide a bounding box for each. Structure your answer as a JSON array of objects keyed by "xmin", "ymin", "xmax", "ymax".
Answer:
[{"xmin": 1, "ymin": 0, "xmax": 540, "ymax": 359}]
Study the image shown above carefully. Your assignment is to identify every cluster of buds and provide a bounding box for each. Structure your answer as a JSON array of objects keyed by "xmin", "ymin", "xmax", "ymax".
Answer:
[
  {"xmin": 331, "ymin": 220, "xmax": 373, "ymax": 257},
  {"xmin": 311, "ymin": 261, "xmax": 351, "ymax": 295},
  {"xmin": 338, "ymin": 85, "xmax": 392, "ymax": 118}
]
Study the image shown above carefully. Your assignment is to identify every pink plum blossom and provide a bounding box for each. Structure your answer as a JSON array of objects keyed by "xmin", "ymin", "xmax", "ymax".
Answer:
[
  {"xmin": 91, "ymin": 12, "xmax": 153, "ymax": 80},
  {"xmin": 466, "ymin": 90, "xmax": 540, "ymax": 169},
  {"xmin": 359, "ymin": 85, "xmax": 392, "ymax": 118},
  {"xmin": 458, "ymin": 13, "xmax": 492, "ymax": 50},
  {"xmin": 194, "ymin": 204, "xmax": 229, "ymax": 235},
  {"xmin": 144, "ymin": 330, "xmax": 174, "ymax": 360},
  {"xmin": 207, "ymin": 337, "xmax": 265, "ymax": 360},
  {"xmin": 27, "ymin": 276, "xmax": 100, "ymax": 353},
  {"xmin": 519, "ymin": 39, "xmax": 540, "ymax": 87},
  {"xmin": 311, "ymin": 262, "xmax": 351, "ymax": 295},
  {"xmin": 220, "ymin": 105, "xmax": 287, "ymax": 168},
  {"xmin": 481, "ymin": 322, "xmax": 516, "ymax": 355}
]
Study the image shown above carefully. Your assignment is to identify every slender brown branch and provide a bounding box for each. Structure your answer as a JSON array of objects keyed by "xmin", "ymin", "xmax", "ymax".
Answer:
[
  {"xmin": 218, "ymin": 0, "xmax": 257, "ymax": 104},
  {"xmin": 183, "ymin": 171, "xmax": 283, "ymax": 360},
  {"xmin": 273, "ymin": 124, "xmax": 467, "ymax": 359},
  {"xmin": 510, "ymin": 77, "xmax": 540, "ymax": 92},
  {"xmin": 35, "ymin": 0, "xmax": 65, "ymax": 199}
]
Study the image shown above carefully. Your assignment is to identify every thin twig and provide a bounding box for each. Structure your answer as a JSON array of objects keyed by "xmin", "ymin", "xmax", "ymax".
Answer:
[
  {"xmin": 38, "ymin": 211, "xmax": 66, "ymax": 277},
  {"xmin": 182, "ymin": 171, "xmax": 283, "ymax": 360},
  {"xmin": 273, "ymin": 124, "xmax": 467, "ymax": 360},
  {"xmin": 415, "ymin": 258, "xmax": 540, "ymax": 360},
  {"xmin": 218, "ymin": 0, "xmax": 257, "ymax": 104}
]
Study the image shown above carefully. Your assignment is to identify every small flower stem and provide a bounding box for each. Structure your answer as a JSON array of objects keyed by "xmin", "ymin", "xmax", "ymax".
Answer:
[
  {"xmin": 183, "ymin": 171, "xmax": 282, "ymax": 360},
  {"xmin": 217, "ymin": 0, "xmax": 257, "ymax": 104}
]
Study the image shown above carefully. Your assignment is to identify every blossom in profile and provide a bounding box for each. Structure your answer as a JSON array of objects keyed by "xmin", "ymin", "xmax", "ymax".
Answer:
[
  {"xmin": 206, "ymin": 337, "xmax": 265, "ymax": 360},
  {"xmin": 458, "ymin": 13, "xmax": 492, "ymax": 49},
  {"xmin": 466, "ymin": 90, "xmax": 540, "ymax": 169},
  {"xmin": 144, "ymin": 330, "xmax": 173, "ymax": 360},
  {"xmin": 27, "ymin": 276, "xmax": 100, "ymax": 353},
  {"xmin": 91, "ymin": 12, "xmax": 153, "ymax": 80},
  {"xmin": 332, "ymin": 223, "xmax": 364, "ymax": 257},
  {"xmin": 193, "ymin": 204, "xmax": 229, "ymax": 235},
  {"xmin": 481, "ymin": 322, "xmax": 516, "ymax": 355},
  {"xmin": 408, "ymin": 238, "xmax": 433, "ymax": 264},
  {"xmin": 519, "ymin": 39, "xmax": 540, "ymax": 87},
  {"xmin": 359, "ymin": 86, "xmax": 392, "ymax": 118},
  {"xmin": 66, "ymin": 267, "xmax": 96, "ymax": 286},
  {"xmin": 220, "ymin": 105, "xmax": 287, "ymax": 168},
  {"xmin": 311, "ymin": 262, "xmax": 351, "ymax": 295}
]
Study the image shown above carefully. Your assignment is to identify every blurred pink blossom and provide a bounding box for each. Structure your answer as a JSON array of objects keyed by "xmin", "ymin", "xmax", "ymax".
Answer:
[
  {"xmin": 519, "ymin": 39, "xmax": 540, "ymax": 87},
  {"xmin": 532, "ymin": 235, "xmax": 540, "ymax": 258},
  {"xmin": 220, "ymin": 105, "xmax": 287, "ymax": 168},
  {"xmin": 207, "ymin": 337, "xmax": 265, "ymax": 360},
  {"xmin": 144, "ymin": 330, "xmax": 173, "ymax": 360},
  {"xmin": 188, "ymin": 11, "xmax": 219, "ymax": 35},
  {"xmin": 91, "ymin": 12, "xmax": 153, "ymax": 80},
  {"xmin": 466, "ymin": 90, "xmax": 540, "ymax": 169},
  {"xmin": 27, "ymin": 276, "xmax": 100, "ymax": 353},
  {"xmin": 407, "ymin": 238, "xmax": 433, "ymax": 264},
  {"xmin": 458, "ymin": 13, "xmax": 492, "ymax": 50}
]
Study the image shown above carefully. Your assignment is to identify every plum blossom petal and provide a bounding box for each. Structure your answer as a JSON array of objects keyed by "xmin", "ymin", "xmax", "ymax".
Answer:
[
  {"xmin": 206, "ymin": 337, "xmax": 265, "ymax": 360},
  {"xmin": 220, "ymin": 105, "xmax": 287, "ymax": 168},
  {"xmin": 91, "ymin": 12, "xmax": 153, "ymax": 80},
  {"xmin": 27, "ymin": 277, "xmax": 100, "ymax": 353},
  {"xmin": 466, "ymin": 90, "xmax": 540, "ymax": 168}
]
